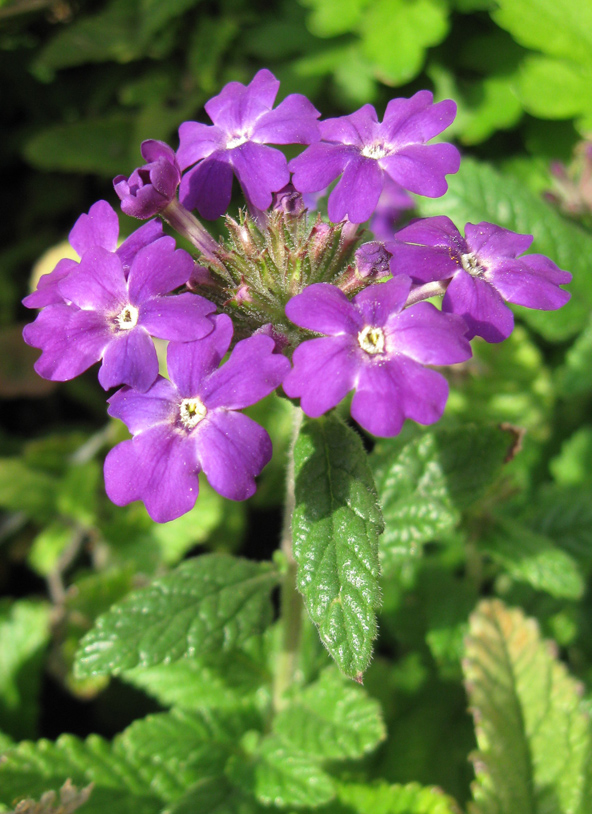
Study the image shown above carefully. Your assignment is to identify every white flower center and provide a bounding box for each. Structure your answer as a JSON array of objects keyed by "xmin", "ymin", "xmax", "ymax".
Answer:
[
  {"xmin": 226, "ymin": 132, "xmax": 250, "ymax": 150},
  {"xmin": 358, "ymin": 325, "xmax": 385, "ymax": 355},
  {"xmin": 116, "ymin": 304, "xmax": 139, "ymax": 331},
  {"xmin": 461, "ymin": 251, "xmax": 485, "ymax": 277},
  {"xmin": 361, "ymin": 142, "xmax": 388, "ymax": 160},
  {"xmin": 179, "ymin": 397, "xmax": 207, "ymax": 429}
]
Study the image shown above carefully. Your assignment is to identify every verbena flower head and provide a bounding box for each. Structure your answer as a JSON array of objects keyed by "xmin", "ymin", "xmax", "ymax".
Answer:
[
  {"xmin": 114, "ymin": 140, "xmax": 181, "ymax": 219},
  {"xmin": 283, "ymin": 276, "xmax": 472, "ymax": 437},
  {"xmin": 177, "ymin": 68, "xmax": 321, "ymax": 220},
  {"xmin": 289, "ymin": 90, "xmax": 459, "ymax": 224},
  {"xmin": 104, "ymin": 314, "xmax": 290, "ymax": 522},
  {"xmin": 23, "ymin": 201, "xmax": 163, "ymax": 309},
  {"xmin": 388, "ymin": 216, "xmax": 572, "ymax": 342},
  {"xmin": 23, "ymin": 237, "xmax": 216, "ymax": 392}
]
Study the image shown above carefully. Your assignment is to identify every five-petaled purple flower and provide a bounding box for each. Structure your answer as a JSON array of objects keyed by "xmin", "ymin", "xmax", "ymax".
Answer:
[
  {"xmin": 104, "ymin": 314, "xmax": 290, "ymax": 522},
  {"xmin": 388, "ymin": 217, "xmax": 572, "ymax": 342},
  {"xmin": 23, "ymin": 236, "xmax": 216, "ymax": 392},
  {"xmin": 283, "ymin": 276, "xmax": 472, "ymax": 437},
  {"xmin": 177, "ymin": 69, "xmax": 320, "ymax": 220},
  {"xmin": 23, "ymin": 200, "xmax": 163, "ymax": 309},
  {"xmin": 114, "ymin": 140, "xmax": 181, "ymax": 219},
  {"xmin": 289, "ymin": 91, "xmax": 459, "ymax": 224}
]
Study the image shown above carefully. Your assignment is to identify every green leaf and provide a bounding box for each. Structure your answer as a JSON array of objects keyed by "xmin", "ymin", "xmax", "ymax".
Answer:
[
  {"xmin": 168, "ymin": 777, "xmax": 268, "ymax": 814},
  {"xmin": 464, "ymin": 599, "xmax": 592, "ymax": 814},
  {"xmin": 333, "ymin": 780, "xmax": 460, "ymax": 813},
  {"xmin": 273, "ymin": 667, "xmax": 385, "ymax": 759},
  {"xmin": 299, "ymin": 0, "xmax": 369, "ymax": 37},
  {"xmin": 227, "ymin": 735, "xmax": 335, "ymax": 808},
  {"xmin": 23, "ymin": 116, "xmax": 136, "ymax": 178},
  {"xmin": 28, "ymin": 523, "xmax": 74, "ymax": 578},
  {"xmin": 491, "ymin": 0, "xmax": 592, "ymax": 67},
  {"xmin": 74, "ymin": 554, "xmax": 278, "ymax": 677},
  {"xmin": 371, "ymin": 424, "xmax": 512, "ymax": 573},
  {"xmin": 0, "ymin": 601, "xmax": 50, "ymax": 741},
  {"xmin": 292, "ymin": 414, "xmax": 383, "ymax": 679},
  {"xmin": 481, "ymin": 515, "xmax": 585, "ymax": 599},
  {"xmin": 555, "ymin": 314, "xmax": 592, "ymax": 396},
  {"xmin": 122, "ymin": 644, "xmax": 270, "ymax": 711},
  {"xmin": 417, "ymin": 158, "xmax": 591, "ymax": 341},
  {"xmin": 0, "ymin": 735, "xmax": 161, "ymax": 814},
  {"xmin": 526, "ymin": 485, "xmax": 592, "ymax": 570},
  {"xmin": 0, "ymin": 459, "xmax": 57, "ymax": 520},
  {"xmin": 550, "ymin": 428, "xmax": 592, "ymax": 486},
  {"xmin": 516, "ymin": 56, "xmax": 592, "ymax": 119},
  {"xmin": 360, "ymin": 0, "xmax": 449, "ymax": 85}
]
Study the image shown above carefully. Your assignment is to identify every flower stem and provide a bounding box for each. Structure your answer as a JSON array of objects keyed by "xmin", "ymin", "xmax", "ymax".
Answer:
[
  {"xmin": 405, "ymin": 279, "xmax": 449, "ymax": 307},
  {"xmin": 162, "ymin": 199, "xmax": 222, "ymax": 263},
  {"xmin": 273, "ymin": 405, "xmax": 304, "ymax": 712}
]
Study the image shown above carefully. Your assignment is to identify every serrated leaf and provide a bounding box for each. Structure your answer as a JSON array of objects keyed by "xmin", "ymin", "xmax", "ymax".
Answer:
[
  {"xmin": 371, "ymin": 424, "xmax": 512, "ymax": 573},
  {"xmin": 0, "ymin": 735, "xmax": 161, "ymax": 814},
  {"xmin": 74, "ymin": 554, "xmax": 278, "ymax": 677},
  {"xmin": 292, "ymin": 414, "xmax": 383, "ymax": 679},
  {"xmin": 0, "ymin": 601, "xmax": 50, "ymax": 740},
  {"xmin": 273, "ymin": 667, "xmax": 385, "ymax": 759},
  {"xmin": 227, "ymin": 735, "xmax": 335, "ymax": 809},
  {"xmin": 333, "ymin": 780, "xmax": 460, "ymax": 813},
  {"xmin": 360, "ymin": 0, "xmax": 449, "ymax": 85},
  {"xmin": 464, "ymin": 599, "xmax": 592, "ymax": 814},
  {"xmin": 168, "ymin": 777, "xmax": 268, "ymax": 814},
  {"xmin": 418, "ymin": 158, "xmax": 591, "ymax": 341},
  {"xmin": 481, "ymin": 515, "xmax": 584, "ymax": 599},
  {"xmin": 526, "ymin": 485, "xmax": 592, "ymax": 570}
]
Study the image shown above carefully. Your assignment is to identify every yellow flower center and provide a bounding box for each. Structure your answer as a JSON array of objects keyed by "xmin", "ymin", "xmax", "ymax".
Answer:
[
  {"xmin": 116, "ymin": 304, "xmax": 139, "ymax": 331},
  {"xmin": 179, "ymin": 397, "xmax": 207, "ymax": 429},
  {"xmin": 358, "ymin": 325, "xmax": 385, "ymax": 355}
]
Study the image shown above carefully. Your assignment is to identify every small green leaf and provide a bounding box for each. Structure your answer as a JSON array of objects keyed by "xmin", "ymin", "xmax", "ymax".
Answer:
[
  {"xmin": 360, "ymin": 0, "xmax": 449, "ymax": 85},
  {"xmin": 334, "ymin": 780, "xmax": 460, "ymax": 813},
  {"xmin": 299, "ymin": 0, "xmax": 369, "ymax": 37},
  {"xmin": 168, "ymin": 777, "xmax": 268, "ymax": 814},
  {"xmin": 481, "ymin": 515, "xmax": 585, "ymax": 599},
  {"xmin": 556, "ymin": 314, "xmax": 592, "ymax": 396},
  {"xmin": 74, "ymin": 554, "xmax": 278, "ymax": 677},
  {"xmin": 464, "ymin": 599, "xmax": 592, "ymax": 814},
  {"xmin": 371, "ymin": 424, "xmax": 512, "ymax": 573},
  {"xmin": 526, "ymin": 484, "xmax": 592, "ymax": 570},
  {"xmin": 292, "ymin": 414, "xmax": 383, "ymax": 678},
  {"xmin": 28, "ymin": 522, "xmax": 74, "ymax": 578},
  {"xmin": 418, "ymin": 158, "xmax": 591, "ymax": 341},
  {"xmin": 0, "ymin": 601, "xmax": 50, "ymax": 740},
  {"xmin": 517, "ymin": 55, "xmax": 592, "ymax": 119},
  {"xmin": 551, "ymin": 428, "xmax": 592, "ymax": 486},
  {"xmin": 227, "ymin": 735, "xmax": 335, "ymax": 809},
  {"xmin": 0, "ymin": 459, "xmax": 57, "ymax": 520},
  {"xmin": 273, "ymin": 667, "xmax": 385, "ymax": 759}
]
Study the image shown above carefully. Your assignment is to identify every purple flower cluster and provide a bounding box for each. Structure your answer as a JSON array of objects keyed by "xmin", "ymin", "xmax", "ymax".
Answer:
[{"xmin": 23, "ymin": 69, "xmax": 573, "ymax": 521}]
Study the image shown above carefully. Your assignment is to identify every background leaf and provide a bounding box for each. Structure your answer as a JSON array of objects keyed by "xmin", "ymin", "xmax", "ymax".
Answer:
[{"xmin": 292, "ymin": 414, "xmax": 383, "ymax": 679}]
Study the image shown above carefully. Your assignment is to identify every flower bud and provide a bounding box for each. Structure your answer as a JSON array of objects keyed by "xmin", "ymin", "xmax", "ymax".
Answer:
[
  {"xmin": 114, "ymin": 140, "xmax": 181, "ymax": 219},
  {"xmin": 272, "ymin": 183, "xmax": 306, "ymax": 216},
  {"xmin": 354, "ymin": 241, "xmax": 391, "ymax": 279}
]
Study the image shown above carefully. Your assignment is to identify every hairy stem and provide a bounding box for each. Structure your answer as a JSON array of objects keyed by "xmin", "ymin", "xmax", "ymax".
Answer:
[
  {"xmin": 162, "ymin": 199, "xmax": 223, "ymax": 265},
  {"xmin": 273, "ymin": 405, "xmax": 304, "ymax": 711},
  {"xmin": 405, "ymin": 279, "xmax": 449, "ymax": 307}
]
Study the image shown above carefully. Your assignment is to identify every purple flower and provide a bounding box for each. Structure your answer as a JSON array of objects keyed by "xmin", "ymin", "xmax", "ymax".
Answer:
[
  {"xmin": 23, "ymin": 237, "xmax": 216, "ymax": 392},
  {"xmin": 283, "ymin": 277, "xmax": 471, "ymax": 437},
  {"xmin": 369, "ymin": 176, "xmax": 415, "ymax": 242},
  {"xmin": 354, "ymin": 242, "xmax": 391, "ymax": 279},
  {"xmin": 388, "ymin": 216, "xmax": 572, "ymax": 342},
  {"xmin": 289, "ymin": 91, "xmax": 459, "ymax": 224},
  {"xmin": 23, "ymin": 201, "xmax": 163, "ymax": 309},
  {"xmin": 177, "ymin": 69, "xmax": 321, "ymax": 220},
  {"xmin": 114, "ymin": 140, "xmax": 181, "ymax": 219},
  {"xmin": 104, "ymin": 314, "xmax": 291, "ymax": 522}
]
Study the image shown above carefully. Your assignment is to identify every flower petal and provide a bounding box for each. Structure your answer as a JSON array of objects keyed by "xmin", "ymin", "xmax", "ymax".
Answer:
[
  {"xmin": 230, "ymin": 142, "xmax": 290, "ymax": 210},
  {"xmin": 354, "ymin": 275, "xmax": 412, "ymax": 326},
  {"xmin": 383, "ymin": 92, "xmax": 457, "ymax": 146},
  {"xmin": 199, "ymin": 334, "xmax": 290, "ymax": 409},
  {"xmin": 23, "ymin": 258, "xmax": 79, "ymax": 308},
  {"xmin": 140, "ymin": 293, "xmax": 216, "ymax": 341},
  {"xmin": 98, "ymin": 328, "xmax": 158, "ymax": 392},
  {"xmin": 289, "ymin": 143, "xmax": 352, "ymax": 194},
  {"xmin": 350, "ymin": 361, "xmax": 406, "ymax": 437},
  {"xmin": 443, "ymin": 270, "xmax": 514, "ymax": 342},
  {"xmin": 465, "ymin": 222, "xmax": 533, "ymax": 260},
  {"xmin": 179, "ymin": 156, "xmax": 234, "ymax": 220},
  {"xmin": 486, "ymin": 256, "xmax": 571, "ymax": 310},
  {"xmin": 389, "ymin": 302, "xmax": 472, "ymax": 364},
  {"xmin": 127, "ymin": 237, "xmax": 194, "ymax": 302},
  {"xmin": 116, "ymin": 219, "xmax": 164, "ymax": 275},
  {"xmin": 105, "ymin": 427, "xmax": 200, "ymax": 522},
  {"xmin": 283, "ymin": 335, "xmax": 357, "ymax": 417},
  {"xmin": 387, "ymin": 216, "xmax": 464, "ymax": 282},
  {"xmin": 69, "ymin": 200, "xmax": 119, "ymax": 256},
  {"xmin": 252, "ymin": 94, "xmax": 320, "ymax": 144},
  {"xmin": 398, "ymin": 358, "xmax": 449, "ymax": 425},
  {"xmin": 108, "ymin": 377, "xmax": 177, "ymax": 434},
  {"xmin": 196, "ymin": 410, "xmax": 272, "ymax": 501},
  {"xmin": 320, "ymin": 104, "xmax": 378, "ymax": 147},
  {"xmin": 286, "ymin": 283, "xmax": 362, "ymax": 335},
  {"xmin": 59, "ymin": 247, "xmax": 127, "ymax": 312},
  {"xmin": 205, "ymin": 69, "xmax": 280, "ymax": 133},
  {"xmin": 327, "ymin": 155, "xmax": 384, "ymax": 223},
  {"xmin": 381, "ymin": 142, "xmax": 460, "ymax": 198},
  {"xmin": 167, "ymin": 314, "xmax": 234, "ymax": 397},
  {"xmin": 176, "ymin": 122, "xmax": 226, "ymax": 168}
]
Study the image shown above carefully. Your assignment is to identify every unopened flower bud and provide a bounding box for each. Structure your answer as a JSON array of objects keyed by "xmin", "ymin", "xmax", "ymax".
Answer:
[
  {"xmin": 114, "ymin": 140, "xmax": 180, "ymax": 219},
  {"xmin": 355, "ymin": 241, "xmax": 391, "ymax": 279},
  {"xmin": 272, "ymin": 184, "xmax": 306, "ymax": 216}
]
